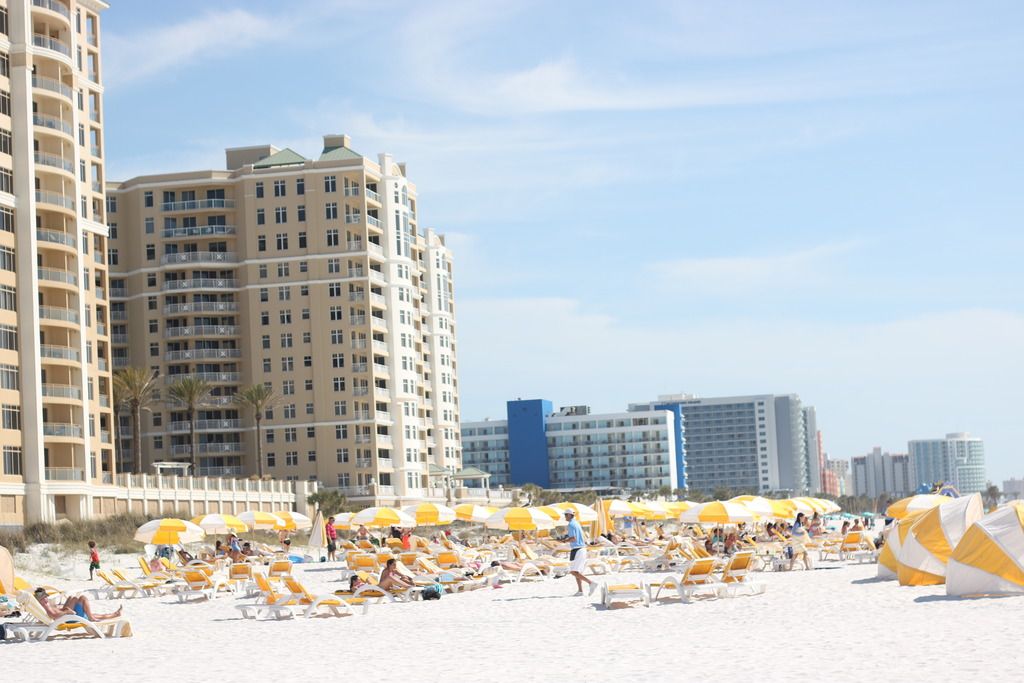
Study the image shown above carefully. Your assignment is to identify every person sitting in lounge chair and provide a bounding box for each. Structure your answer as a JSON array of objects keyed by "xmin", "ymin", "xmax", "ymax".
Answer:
[
  {"xmin": 177, "ymin": 548, "xmax": 195, "ymax": 565},
  {"xmin": 378, "ymin": 559, "xmax": 415, "ymax": 591},
  {"xmin": 241, "ymin": 542, "xmax": 255, "ymax": 557},
  {"xmin": 349, "ymin": 574, "xmax": 368, "ymax": 592},
  {"xmin": 34, "ymin": 587, "xmax": 122, "ymax": 622}
]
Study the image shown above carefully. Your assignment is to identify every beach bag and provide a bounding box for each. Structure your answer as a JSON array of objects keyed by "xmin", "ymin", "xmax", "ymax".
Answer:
[{"xmin": 422, "ymin": 583, "xmax": 444, "ymax": 600}]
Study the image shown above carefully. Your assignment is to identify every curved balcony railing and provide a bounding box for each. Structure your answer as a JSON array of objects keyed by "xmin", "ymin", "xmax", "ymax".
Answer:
[
  {"xmin": 164, "ymin": 371, "xmax": 240, "ymax": 384},
  {"xmin": 163, "ymin": 301, "xmax": 237, "ymax": 314},
  {"xmin": 162, "ymin": 224, "xmax": 235, "ymax": 239},
  {"xmin": 170, "ymin": 442, "xmax": 243, "ymax": 455},
  {"xmin": 160, "ymin": 251, "xmax": 237, "ymax": 266},
  {"xmin": 31, "ymin": 74, "xmax": 73, "ymax": 100},
  {"xmin": 39, "ymin": 305, "xmax": 80, "ymax": 323},
  {"xmin": 32, "ymin": 0, "xmax": 71, "ymax": 20},
  {"xmin": 32, "ymin": 113, "xmax": 73, "ymax": 137},
  {"xmin": 35, "ymin": 190, "xmax": 75, "ymax": 210},
  {"xmin": 34, "ymin": 151, "xmax": 73, "ymax": 173},
  {"xmin": 41, "ymin": 383, "xmax": 81, "ymax": 399},
  {"xmin": 37, "ymin": 267, "xmax": 78, "ymax": 286},
  {"xmin": 164, "ymin": 348, "xmax": 241, "ymax": 361},
  {"xmin": 161, "ymin": 278, "xmax": 238, "ymax": 291},
  {"xmin": 40, "ymin": 344, "xmax": 80, "ymax": 361},
  {"xmin": 161, "ymin": 198, "xmax": 235, "ymax": 211},
  {"xmin": 32, "ymin": 34, "xmax": 71, "ymax": 57},
  {"xmin": 45, "ymin": 467, "xmax": 84, "ymax": 481},
  {"xmin": 168, "ymin": 419, "xmax": 243, "ymax": 433},
  {"xmin": 43, "ymin": 422, "xmax": 82, "ymax": 438},
  {"xmin": 37, "ymin": 228, "xmax": 77, "ymax": 247}
]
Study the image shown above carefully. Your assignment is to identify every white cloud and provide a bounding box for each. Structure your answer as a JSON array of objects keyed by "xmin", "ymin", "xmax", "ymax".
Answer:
[
  {"xmin": 648, "ymin": 242, "xmax": 860, "ymax": 296},
  {"xmin": 104, "ymin": 9, "xmax": 285, "ymax": 86},
  {"xmin": 456, "ymin": 297, "xmax": 1024, "ymax": 480}
]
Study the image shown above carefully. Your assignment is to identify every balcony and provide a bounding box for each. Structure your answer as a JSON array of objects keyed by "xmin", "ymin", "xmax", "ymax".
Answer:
[
  {"xmin": 198, "ymin": 466, "xmax": 244, "ymax": 477},
  {"xmin": 356, "ymin": 458, "xmax": 372, "ymax": 469},
  {"xmin": 162, "ymin": 224, "xmax": 236, "ymax": 239},
  {"xmin": 164, "ymin": 371, "xmax": 240, "ymax": 384},
  {"xmin": 33, "ymin": 0, "xmax": 71, "ymax": 20},
  {"xmin": 163, "ymin": 301, "xmax": 238, "ymax": 314},
  {"xmin": 376, "ymin": 434, "xmax": 393, "ymax": 447},
  {"xmin": 160, "ymin": 251, "xmax": 238, "ymax": 266},
  {"xmin": 348, "ymin": 291, "xmax": 365, "ymax": 302},
  {"xmin": 37, "ymin": 267, "xmax": 78, "ymax": 286},
  {"xmin": 41, "ymin": 383, "xmax": 81, "ymax": 399},
  {"xmin": 350, "ymin": 315, "xmax": 366, "ymax": 326},
  {"xmin": 43, "ymin": 423, "xmax": 82, "ymax": 438},
  {"xmin": 365, "ymin": 188, "xmax": 381, "ymax": 203},
  {"xmin": 374, "ymin": 387, "xmax": 390, "ymax": 400},
  {"xmin": 352, "ymin": 386, "xmax": 369, "ymax": 396},
  {"xmin": 351, "ymin": 338, "xmax": 367, "ymax": 349},
  {"xmin": 40, "ymin": 344, "xmax": 80, "ymax": 362},
  {"xmin": 367, "ymin": 242, "xmax": 384, "ymax": 256},
  {"xmin": 344, "ymin": 186, "xmax": 360, "ymax": 197},
  {"xmin": 162, "ymin": 278, "xmax": 238, "ymax": 291},
  {"xmin": 110, "ymin": 333, "xmax": 129, "ymax": 344},
  {"xmin": 34, "ymin": 151, "xmax": 73, "ymax": 173},
  {"xmin": 370, "ymin": 293, "xmax": 387, "ymax": 307},
  {"xmin": 353, "ymin": 410, "xmax": 370, "ymax": 420},
  {"xmin": 164, "ymin": 325, "xmax": 240, "ymax": 339},
  {"xmin": 32, "ymin": 113, "xmax": 73, "ymax": 137},
  {"xmin": 366, "ymin": 215, "xmax": 382, "ymax": 228},
  {"xmin": 91, "ymin": 180, "xmax": 102, "ymax": 193},
  {"xmin": 164, "ymin": 348, "xmax": 241, "ymax": 361},
  {"xmin": 377, "ymin": 456, "xmax": 393, "ymax": 469},
  {"xmin": 96, "ymin": 323, "xmax": 108, "ymax": 336},
  {"xmin": 352, "ymin": 362, "xmax": 368, "ymax": 373},
  {"xmin": 372, "ymin": 340, "xmax": 388, "ymax": 353},
  {"xmin": 97, "ymin": 358, "xmax": 109, "ymax": 372},
  {"xmin": 375, "ymin": 410, "xmax": 393, "ymax": 423},
  {"xmin": 171, "ymin": 442, "xmax": 243, "ymax": 455},
  {"xmin": 35, "ymin": 190, "xmax": 75, "ymax": 211},
  {"xmin": 368, "ymin": 270, "xmax": 386, "ymax": 284},
  {"xmin": 344, "ymin": 213, "xmax": 362, "ymax": 225},
  {"xmin": 32, "ymin": 33, "xmax": 71, "ymax": 58},
  {"xmin": 113, "ymin": 357, "xmax": 128, "ymax": 368},
  {"xmin": 31, "ymin": 74, "xmax": 73, "ymax": 100},
  {"xmin": 99, "ymin": 395, "xmax": 110, "ymax": 408},
  {"xmin": 168, "ymin": 419, "xmax": 243, "ymax": 433},
  {"xmin": 370, "ymin": 316, "xmax": 388, "ymax": 331},
  {"xmin": 110, "ymin": 310, "xmax": 127, "ymax": 320},
  {"xmin": 347, "ymin": 268, "xmax": 365, "ymax": 278},
  {"xmin": 45, "ymin": 467, "xmax": 85, "ymax": 481},
  {"xmin": 100, "ymin": 430, "xmax": 111, "ymax": 443},
  {"xmin": 111, "ymin": 285, "xmax": 127, "ymax": 298},
  {"xmin": 38, "ymin": 305, "xmax": 79, "ymax": 324},
  {"xmin": 35, "ymin": 229, "xmax": 76, "ymax": 248},
  {"xmin": 161, "ymin": 198, "xmax": 235, "ymax": 212},
  {"xmin": 346, "ymin": 240, "xmax": 363, "ymax": 251},
  {"xmin": 90, "ymin": 145, "xmax": 101, "ymax": 158}
]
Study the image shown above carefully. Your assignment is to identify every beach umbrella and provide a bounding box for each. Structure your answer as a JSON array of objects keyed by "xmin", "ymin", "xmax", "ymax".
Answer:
[
  {"xmin": 886, "ymin": 494, "xmax": 954, "ymax": 520},
  {"xmin": 593, "ymin": 498, "xmax": 612, "ymax": 537},
  {"xmin": 351, "ymin": 506, "xmax": 417, "ymax": 529},
  {"xmin": 603, "ymin": 499, "xmax": 645, "ymax": 518},
  {"xmin": 402, "ymin": 502, "xmax": 457, "ymax": 526},
  {"xmin": 897, "ymin": 493, "xmax": 983, "ymax": 586},
  {"xmin": 946, "ymin": 502, "xmax": 1024, "ymax": 597},
  {"xmin": 238, "ymin": 510, "xmax": 285, "ymax": 530},
  {"xmin": 534, "ymin": 506, "xmax": 566, "ymax": 524},
  {"xmin": 307, "ymin": 509, "xmax": 327, "ymax": 553},
  {"xmin": 810, "ymin": 498, "xmax": 842, "ymax": 514},
  {"xmin": 330, "ymin": 512, "xmax": 354, "ymax": 530},
  {"xmin": 552, "ymin": 502, "xmax": 599, "ymax": 523},
  {"xmin": 0, "ymin": 545, "xmax": 14, "ymax": 595},
  {"xmin": 665, "ymin": 501, "xmax": 698, "ymax": 516},
  {"xmin": 679, "ymin": 501, "xmax": 755, "ymax": 525},
  {"xmin": 135, "ymin": 518, "xmax": 205, "ymax": 545},
  {"xmin": 634, "ymin": 501, "xmax": 672, "ymax": 520},
  {"xmin": 728, "ymin": 496, "xmax": 775, "ymax": 519},
  {"xmin": 485, "ymin": 507, "xmax": 556, "ymax": 531},
  {"xmin": 454, "ymin": 503, "xmax": 497, "ymax": 523},
  {"xmin": 877, "ymin": 511, "xmax": 925, "ymax": 580},
  {"xmin": 190, "ymin": 513, "xmax": 247, "ymax": 534},
  {"xmin": 273, "ymin": 510, "xmax": 313, "ymax": 531},
  {"xmin": 788, "ymin": 497, "xmax": 830, "ymax": 515}
]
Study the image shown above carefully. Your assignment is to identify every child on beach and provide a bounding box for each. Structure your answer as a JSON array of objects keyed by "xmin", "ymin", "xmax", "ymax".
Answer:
[{"xmin": 87, "ymin": 541, "xmax": 100, "ymax": 580}]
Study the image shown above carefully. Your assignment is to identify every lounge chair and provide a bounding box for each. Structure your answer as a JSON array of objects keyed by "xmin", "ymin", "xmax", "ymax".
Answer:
[
  {"xmin": 174, "ymin": 569, "xmax": 230, "ymax": 603},
  {"xmin": 9, "ymin": 591, "xmax": 133, "ymax": 641},
  {"xmin": 282, "ymin": 577, "xmax": 355, "ymax": 618},
  {"xmin": 718, "ymin": 551, "xmax": 766, "ymax": 597},
  {"xmin": 600, "ymin": 581, "xmax": 650, "ymax": 608},
  {"xmin": 647, "ymin": 557, "xmax": 722, "ymax": 603},
  {"xmin": 236, "ymin": 574, "xmax": 299, "ymax": 620},
  {"xmin": 93, "ymin": 570, "xmax": 153, "ymax": 599},
  {"xmin": 226, "ymin": 562, "xmax": 259, "ymax": 596}
]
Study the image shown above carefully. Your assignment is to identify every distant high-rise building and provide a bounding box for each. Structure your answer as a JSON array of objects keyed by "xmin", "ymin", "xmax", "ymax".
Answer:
[
  {"xmin": 1003, "ymin": 478, "xmax": 1024, "ymax": 501},
  {"xmin": 803, "ymin": 406, "xmax": 823, "ymax": 493},
  {"xmin": 851, "ymin": 448, "xmax": 914, "ymax": 499},
  {"xmin": 823, "ymin": 457, "xmax": 849, "ymax": 496},
  {"xmin": 107, "ymin": 134, "xmax": 461, "ymax": 500},
  {"xmin": 462, "ymin": 400, "xmax": 679, "ymax": 493},
  {"xmin": 908, "ymin": 433, "xmax": 986, "ymax": 494},
  {"xmin": 629, "ymin": 393, "xmax": 814, "ymax": 494}
]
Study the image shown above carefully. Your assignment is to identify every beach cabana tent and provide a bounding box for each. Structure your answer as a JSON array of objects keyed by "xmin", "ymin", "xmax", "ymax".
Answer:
[
  {"xmin": 886, "ymin": 494, "xmax": 952, "ymax": 520},
  {"xmin": 946, "ymin": 502, "xmax": 1024, "ymax": 597},
  {"xmin": 897, "ymin": 493, "xmax": 983, "ymax": 586},
  {"xmin": 877, "ymin": 511, "xmax": 926, "ymax": 580}
]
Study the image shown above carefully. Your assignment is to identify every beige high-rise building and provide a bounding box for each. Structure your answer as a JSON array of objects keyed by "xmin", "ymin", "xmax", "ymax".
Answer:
[
  {"xmin": 107, "ymin": 135, "xmax": 463, "ymax": 503},
  {"xmin": 0, "ymin": 0, "xmax": 117, "ymax": 524}
]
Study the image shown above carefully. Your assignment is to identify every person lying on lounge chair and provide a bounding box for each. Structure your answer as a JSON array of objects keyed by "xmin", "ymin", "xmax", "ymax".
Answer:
[
  {"xmin": 349, "ymin": 574, "xmax": 368, "ymax": 592},
  {"xmin": 34, "ymin": 587, "xmax": 122, "ymax": 622},
  {"xmin": 378, "ymin": 559, "xmax": 415, "ymax": 591}
]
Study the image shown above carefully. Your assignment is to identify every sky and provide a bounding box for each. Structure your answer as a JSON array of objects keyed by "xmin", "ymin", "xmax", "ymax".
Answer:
[{"xmin": 100, "ymin": 1, "xmax": 1024, "ymax": 483}]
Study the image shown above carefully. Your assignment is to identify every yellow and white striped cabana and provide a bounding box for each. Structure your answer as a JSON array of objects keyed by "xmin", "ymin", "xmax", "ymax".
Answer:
[
  {"xmin": 946, "ymin": 502, "xmax": 1024, "ymax": 597},
  {"xmin": 897, "ymin": 493, "xmax": 983, "ymax": 586}
]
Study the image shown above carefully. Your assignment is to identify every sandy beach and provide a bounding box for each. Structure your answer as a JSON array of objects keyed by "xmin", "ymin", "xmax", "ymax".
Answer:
[{"xmin": 4, "ymin": 552, "xmax": 1020, "ymax": 682}]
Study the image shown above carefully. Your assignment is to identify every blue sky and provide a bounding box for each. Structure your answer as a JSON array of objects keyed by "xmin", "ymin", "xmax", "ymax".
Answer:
[{"xmin": 101, "ymin": 1, "xmax": 1024, "ymax": 483}]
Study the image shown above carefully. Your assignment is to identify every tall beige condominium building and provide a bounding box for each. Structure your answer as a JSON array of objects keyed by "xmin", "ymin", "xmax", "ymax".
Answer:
[
  {"xmin": 107, "ymin": 135, "xmax": 462, "ymax": 501},
  {"xmin": 0, "ymin": 1, "xmax": 116, "ymax": 524}
]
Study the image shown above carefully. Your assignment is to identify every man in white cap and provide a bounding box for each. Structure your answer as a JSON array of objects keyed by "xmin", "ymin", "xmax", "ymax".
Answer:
[{"xmin": 565, "ymin": 510, "xmax": 596, "ymax": 596}]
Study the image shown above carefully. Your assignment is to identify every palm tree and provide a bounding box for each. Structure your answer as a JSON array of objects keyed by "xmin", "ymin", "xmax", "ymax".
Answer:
[
  {"xmin": 232, "ymin": 383, "xmax": 280, "ymax": 479},
  {"xmin": 166, "ymin": 376, "xmax": 213, "ymax": 475},
  {"xmin": 112, "ymin": 367, "xmax": 159, "ymax": 474}
]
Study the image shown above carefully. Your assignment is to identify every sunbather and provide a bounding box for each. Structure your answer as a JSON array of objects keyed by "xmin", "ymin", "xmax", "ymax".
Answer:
[
  {"xmin": 34, "ymin": 587, "xmax": 122, "ymax": 622},
  {"xmin": 378, "ymin": 559, "xmax": 415, "ymax": 591}
]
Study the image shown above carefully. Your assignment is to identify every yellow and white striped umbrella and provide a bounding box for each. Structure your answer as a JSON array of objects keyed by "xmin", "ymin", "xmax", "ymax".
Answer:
[
  {"xmin": 552, "ymin": 502, "xmax": 599, "ymax": 523},
  {"xmin": 454, "ymin": 503, "xmax": 497, "ymax": 523},
  {"xmin": 485, "ymin": 506, "xmax": 556, "ymax": 531},
  {"xmin": 402, "ymin": 502, "xmax": 457, "ymax": 526},
  {"xmin": 886, "ymin": 494, "xmax": 954, "ymax": 520},
  {"xmin": 603, "ymin": 499, "xmax": 646, "ymax": 518},
  {"xmin": 665, "ymin": 501, "xmax": 698, "ymax": 516},
  {"xmin": 238, "ymin": 510, "xmax": 285, "ymax": 530},
  {"xmin": 788, "ymin": 497, "xmax": 830, "ymax": 515},
  {"xmin": 634, "ymin": 501, "xmax": 672, "ymax": 520},
  {"xmin": 809, "ymin": 497, "xmax": 842, "ymax": 514},
  {"xmin": 190, "ymin": 513, "xmax": 247, "ymax": 534},
  {"xmin": 947, "ymin": 501, "xmax": 1024, "ymax": 597},
  {"xmin": 534, "ymin": 506, "xmax": 566, "ymax": 524},
  {"xmin": 331, "ymin": 512, "xmax": 354, "ymax": 530},
  {"xmin": 728, "ymin": 495, "xmax": 775, "ymax": 519},
  {"xmin": 273, "ymin": 510, "xmax": 313, "ymax": 531},
  {"xmin": 135, "ymin": 518, "xmax": 205, "ymax": 545},
  {"xmin": 679, "ymin": 501, "xmax": 755, "ymax": 525},
  {"xmin": 352, "ymin": 506, "xmax": 417, "ymax": 528}
]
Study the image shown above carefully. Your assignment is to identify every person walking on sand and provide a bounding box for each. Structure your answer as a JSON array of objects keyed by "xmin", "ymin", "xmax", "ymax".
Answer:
[
  {"xmin": 87, "ymin": 541, "xmax": 100, "ymax": 580},
  {"xmin": 325, "ymin": 516, "xmax": 338, "ymax": 561},
  {"xmin": 564, "ymin": 510, "xmax": 597, "ymax": 597}
]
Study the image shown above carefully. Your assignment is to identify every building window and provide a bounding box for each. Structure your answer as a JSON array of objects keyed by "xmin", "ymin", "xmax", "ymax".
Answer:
[
  {"xmin": 324, "ymin": 175, "xmax": 336, "ymax": 193},
  {"xmin": 296, "ymin": 178, "xmax": 305, "ymax": 195},
  {"xmin": 258, "ymin": 235, "xmax": 266, "ymax": 251},
  {"xmin": 325, "ymin": 203, "xmax": 337, "ymax": 220},
  {"xmin": 2, "ymin": 445, "xmax": 21, "ymax": 475},
  {"xmin": 0, "ymin": 364, "xmax": 17, "ymax": 390},
  {"xmin": 275, "ymin": 207, "xmax": 287, "ymax": 224},
  {"xmin": 1, "ymin": 404, "xmax": 20, "ymax": 429},
  {"xmin": 297, "ymin": 205, "xmax": 306, "ymax": 222},
  {"xmin": 0, "ymin": 285, "xmax": 13, "ymax": 312},
  {"xmin": 255, "ymin": 181, "xmax": 264, "ymax": 198},
  {"xmin": 280, "ymin": 333, "xmax": 293, "ymax": 348},
  {"xmin": 298, "ymin": 232, "xmax": 307, "ymax": 248},
  {"xmin": 0, "ymin": 208, "xmax": 12, "ymax": 233},
  {"xmin": 326, "ymin": 229, "xmax": 339, "ymax": 246},
  {"xmin": 144, "ymin": 191, "xmax": 153, "ymax": 207},
  {"xmin": 256, "ymin": 209, "xmax": 265, "ymax": 225},
  {"xmin": 273, "ymin": 180, "xmax": 286, "ymax": 197},
  {"xmin": 276, "ymin": 233, "xmax": 288, "ymax": 250}
]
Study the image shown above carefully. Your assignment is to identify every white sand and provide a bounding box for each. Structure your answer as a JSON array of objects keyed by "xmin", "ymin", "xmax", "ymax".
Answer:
[{"xmin": 4, "ymin": 554, "xmax": 1022, "ymax": 682}]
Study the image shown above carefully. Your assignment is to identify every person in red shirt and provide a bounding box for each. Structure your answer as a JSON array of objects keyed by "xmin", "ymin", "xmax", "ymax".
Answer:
[
  {"xmin": 87, "ymin": 540, "xmax": 100, "ymax": 580},
  {"xmin": 325, "ymin": 516, "xmax": 338, "ymax": 561}
]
